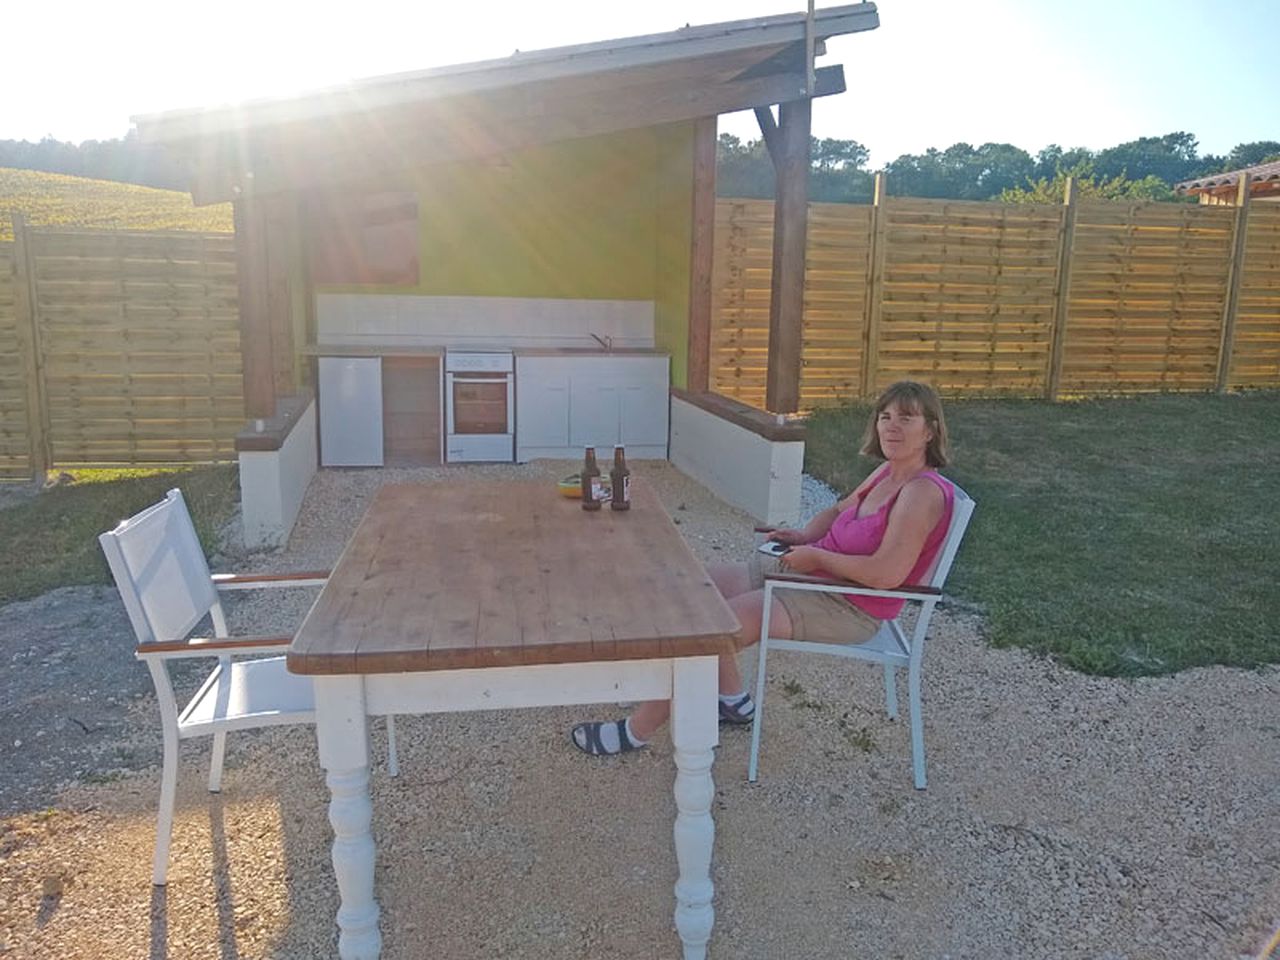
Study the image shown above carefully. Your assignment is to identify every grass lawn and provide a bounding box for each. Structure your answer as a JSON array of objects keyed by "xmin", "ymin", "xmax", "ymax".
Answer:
[
  {"xmin": 0, "ymin": 466, "xmax": 239, "ymax": 606},
  {"xmin": 804, "ymin": 391, "xmax": 1280, "ymax": 677}
]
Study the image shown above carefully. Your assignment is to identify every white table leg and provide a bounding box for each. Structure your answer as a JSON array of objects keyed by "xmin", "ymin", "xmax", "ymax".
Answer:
[
  {"xmin": 315, "ymin": 676, "xmax": 382, "ymax": 960},
  {"xmin": 670, "ymin": 655, "xmax": 719, "ymax": 960}
]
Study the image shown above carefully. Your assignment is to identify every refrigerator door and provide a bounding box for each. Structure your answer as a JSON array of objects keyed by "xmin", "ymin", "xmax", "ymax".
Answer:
[{"xmin": 319, "ymin": 356, "xmax": 384, "ymax": 466}]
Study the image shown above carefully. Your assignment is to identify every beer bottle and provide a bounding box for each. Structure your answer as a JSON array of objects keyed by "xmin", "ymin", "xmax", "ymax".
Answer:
[
  {"xmin": 581, "ymin": 447, "xmax": 603, "ymax": 511},
  {"xmin": 610, "ymin": 445, "xmax": 631, "ymax": 511}
]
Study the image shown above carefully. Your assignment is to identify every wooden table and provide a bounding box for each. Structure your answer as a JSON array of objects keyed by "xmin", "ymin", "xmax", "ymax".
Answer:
[{"xmin": 289, "ymin": 479, "xmax": 740, "ymax": 960}]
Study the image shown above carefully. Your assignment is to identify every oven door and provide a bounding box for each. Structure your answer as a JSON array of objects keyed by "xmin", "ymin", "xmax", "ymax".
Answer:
[
  {"xmin": 446, "ymin": 372, "xmax": 515, "ymax": 462},
  {"xmin": 448, "ymin": 375, "xmax": 510, "ymax": 434}
]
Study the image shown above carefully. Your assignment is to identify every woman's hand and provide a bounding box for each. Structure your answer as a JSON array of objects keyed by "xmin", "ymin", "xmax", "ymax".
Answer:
[
  {"xmin": 779, "ymin": 545, "xmax": 825, "ymax": 574},
  {"xmin": 763, "ymin": 527, "xmax": 808, "ymax": 546}
]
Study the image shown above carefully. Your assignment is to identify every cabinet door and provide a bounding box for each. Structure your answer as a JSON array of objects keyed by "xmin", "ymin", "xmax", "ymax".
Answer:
[
  {"xmin": 618, "ymin": 357, "xmax": 670, "ymax": 447},
  {"xmin": 619, "ymin": 382, "xmax": 669, "ymax": 446},
  {"xmin": 318, "ymin": 357, "xmax": 384, "ymax": 466},
  {"xmin": 517, "ymin": 379, "xmax": 571, "ymax": 448},
  {"xmin": 569, "ymin": 379, "xmax": 620, "ymax": 450}
]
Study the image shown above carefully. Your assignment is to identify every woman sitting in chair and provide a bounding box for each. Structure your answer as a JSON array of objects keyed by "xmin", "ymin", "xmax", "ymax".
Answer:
[{"xmin": 570, "ymin": 380, "xmax": 955, "ymax": 757}]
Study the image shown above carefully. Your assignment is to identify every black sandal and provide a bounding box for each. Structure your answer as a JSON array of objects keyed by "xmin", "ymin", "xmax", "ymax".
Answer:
[
  {"xmin": 718, "ymin": 692, "xmax": 756, "ymax": 726},
  {"xmin": 570, "ymin": 720, "xmax": 646, "ymax": 756}
]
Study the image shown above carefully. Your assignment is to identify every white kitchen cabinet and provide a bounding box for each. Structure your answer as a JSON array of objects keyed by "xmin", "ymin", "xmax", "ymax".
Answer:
[
  {"xmin": 516, "ymin": 354, "xmax": 668, "ymax": 461},
  {"xmin": 319, "ymin": 356, "xmax": 384, "ymax": 466}
]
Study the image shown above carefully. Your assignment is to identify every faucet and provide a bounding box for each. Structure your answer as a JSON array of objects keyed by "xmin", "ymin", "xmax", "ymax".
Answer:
[{"xmin": 589, "ymin": 333, "xmax": 613, "ymax": 352}]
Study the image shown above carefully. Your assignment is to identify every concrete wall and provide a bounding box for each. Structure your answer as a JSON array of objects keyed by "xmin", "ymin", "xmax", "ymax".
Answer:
[
  {"xmin": 668, "ymin": 396, "xmax": 803, "ymax": 525},
  {"xmin": 239, "ymin": 399, "xmax": 317, "ymax": 549}
]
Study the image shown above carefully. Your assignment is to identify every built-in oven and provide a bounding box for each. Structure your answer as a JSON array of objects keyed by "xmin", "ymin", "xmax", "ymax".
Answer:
[{"xmin": 444, "ymin": 350, "xmax": 515, "ymax": 462}]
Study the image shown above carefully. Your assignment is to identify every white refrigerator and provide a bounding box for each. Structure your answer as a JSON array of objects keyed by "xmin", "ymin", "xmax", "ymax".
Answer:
[{"xmin": 318, "ymin": 356, "xmax": 384, "ymax": 466}]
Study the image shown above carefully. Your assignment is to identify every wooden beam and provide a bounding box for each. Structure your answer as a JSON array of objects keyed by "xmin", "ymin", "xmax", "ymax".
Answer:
[
  {"xmin": 754, "ymin": 106, "xmax": 780, "ymax": 161},
  {"xmin": 1215, "ymin": 173, "xmax": 1253, "ymax": 391},
  {"xmin": 10, "ymin": 213, "xmax": 51, "ymax": 481},
  {"xmin": 764, "ymin": 97, "xmax": 811, "ymax": 414},
  {"xmin": 189, "ymin": 66, "xmax": 846, "ymax": 205},
  {"xmin": 686, "ymin": 116, "xmax": 718, "ymax": 393},
  {"xmin": 263, "ymin": 195, "xmax": 297, "ymax": 397},
  {"xmin": 233, "ymin": 199, "xmax": 276, "ymax": 419},
  {"xmin": 859, "ymin": 173, "xmax": 887, "ymax": 398},
  {"xmin": 1044, "ymin": 176, "xmax": 1078, "ymax": 401}
]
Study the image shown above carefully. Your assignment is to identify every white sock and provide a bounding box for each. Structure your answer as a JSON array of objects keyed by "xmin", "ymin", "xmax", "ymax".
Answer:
[
  {"xmin": 582, "ymin": 718, "xmax": 648, "ymax": 754},
  {"xmin": 623, "ymin": 718, "xmax": 648, "ymax": 748},
  {"xmin": 719, "ymin": 690, "xmax": 748, "ymax": 705}
]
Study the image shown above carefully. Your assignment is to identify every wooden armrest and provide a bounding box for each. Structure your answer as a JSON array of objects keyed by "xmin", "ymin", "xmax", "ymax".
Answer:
[
  {"xmin": 211, "ymin": 570, "xmax": 330, "ymax": 591},
  {"xmin": 136, "ymin": 634, "xmax": 294, "ymax": 656},
  {"xmin": 763, "ymin": 571, "xmax": 942, "ymax": 598}
]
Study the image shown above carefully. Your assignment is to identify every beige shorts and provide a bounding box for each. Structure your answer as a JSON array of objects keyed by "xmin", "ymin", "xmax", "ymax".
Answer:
[{"xmin": 747, "ymin": 555, "xmax": 883, "ymax": 645}]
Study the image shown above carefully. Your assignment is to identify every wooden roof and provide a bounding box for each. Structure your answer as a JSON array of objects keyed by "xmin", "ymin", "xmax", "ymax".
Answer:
[
  {"xmin": 1176, "ymin": 159, "xmax": 1280, "ymax": 198},
  {"xmin": 132, "ymin": 5, "xmax": 879, "ymax": 205}
]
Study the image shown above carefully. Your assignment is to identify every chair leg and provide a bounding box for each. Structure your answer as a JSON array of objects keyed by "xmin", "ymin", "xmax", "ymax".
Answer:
[
  {"xmin": 883, "ymin": 663, "xmax": 898, "ymax": 720},
  {"xmin": 153, "ymin": 728, "xmax": 180, "ymax": 885},
  {"xmin": 907, "ymin": 660, "xmax": 927, "ymax": 790},
  {"xmin": 208, "ymin": 731, "xmax": 227, "ymax": 793},
  {"xmin": 385, "ymin": 715, "xmax": 399, "ymax": 778}
]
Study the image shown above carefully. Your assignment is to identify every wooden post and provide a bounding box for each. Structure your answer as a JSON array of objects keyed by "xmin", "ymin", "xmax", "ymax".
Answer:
[
  {"xmin": 233, "ymin": 198, "xmax": 277, "ymax": 419},
  {"xmin": 1215, "ymin": 173, "xmax": 1252, "ymax": 391},
  {"xmin": 263, "ymin": 195, "xmax": 297, "ymax": 398},
  {"xmin": 686, "ymin": 116, "xmax": 717, "ymax": 393},
  {"xmin": 1044, "ymin": 176, "xmax": 1078, "ymax": 401},
  {"xmin": 763, "ymin": 98, "xmax": 811, "ymax": 414},
  {"xmin": 859, "ymin": 173, "xmax": 887, "ymax": 398},
  {"xmin": 10, "ymin": 213, "xmax": 50, "ymax": 482}
]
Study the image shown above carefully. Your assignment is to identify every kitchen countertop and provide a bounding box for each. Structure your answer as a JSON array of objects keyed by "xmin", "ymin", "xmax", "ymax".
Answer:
[
  {"xmin": 305, "ymin": 345, "xmax": 668, "ymax": 358},
  {"xmin": 306, "ymin": 345, "xmax": 444, "ymax": 357},
  {"xmin": 513, "ymin": 348, "xmax": 669, "ymax": 357}
]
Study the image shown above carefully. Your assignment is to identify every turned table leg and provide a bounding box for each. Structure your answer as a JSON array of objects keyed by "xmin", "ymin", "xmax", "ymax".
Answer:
[
  {"xmin": 315, "ymin": 676, "xmax": 381, "ymax": 960},
  {"xmin": 670, "ymin": 656, "xmax": 719, "ymax": 960}
]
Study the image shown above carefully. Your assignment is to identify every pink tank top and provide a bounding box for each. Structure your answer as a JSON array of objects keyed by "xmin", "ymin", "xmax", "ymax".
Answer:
[{"xmin": 810, "ymin": 468, "xmax": 955, "ymax": 620}]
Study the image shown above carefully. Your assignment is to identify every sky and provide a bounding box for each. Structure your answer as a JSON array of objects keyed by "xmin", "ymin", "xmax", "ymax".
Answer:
[{"xmin": 5, "ymin": 0, "xmax": 1276, "ymax": 168}]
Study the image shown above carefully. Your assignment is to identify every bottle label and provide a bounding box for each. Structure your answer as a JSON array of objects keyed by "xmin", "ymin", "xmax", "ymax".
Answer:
[
  {"xmin": 622, "ymin": 475, "xmax": 630, "ymax": 502},
  {"xmin": 591, "ymin": 477, "xmax": 606, "ymax": 501}
]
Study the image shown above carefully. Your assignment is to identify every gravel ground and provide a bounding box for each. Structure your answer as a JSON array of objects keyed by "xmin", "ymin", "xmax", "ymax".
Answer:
[{"xmin": 1, "ymin": 460, "xmax": 1278, "ymax": 959}]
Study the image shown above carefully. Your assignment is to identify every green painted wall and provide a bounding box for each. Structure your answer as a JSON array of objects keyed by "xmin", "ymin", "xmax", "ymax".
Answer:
[
  {"xmin": 314, "ymin": 123, "xmax": 696, "ymax": 384},
  {"xmin": 653, "ymin": 123, "xmax": 695, "ymax": 389}
]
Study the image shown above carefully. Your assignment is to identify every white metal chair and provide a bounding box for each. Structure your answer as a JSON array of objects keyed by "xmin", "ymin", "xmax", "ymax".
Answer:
[
  {"xmin": 748, "ymin": 482, "xmax": 975, "ymax": 790},
  {"xmin": 99, "ymin": 488, "xmax": 399, "ymax": 886}
]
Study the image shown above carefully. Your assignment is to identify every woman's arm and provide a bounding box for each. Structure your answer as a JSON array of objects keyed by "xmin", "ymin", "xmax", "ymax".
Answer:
[
  {"xmin": 781, "ymin": 477, "xmax": 945, "ymax": 588},
  {"xmin": 767, "ymin": 463, "xmax": 890, "ymax": 546}
]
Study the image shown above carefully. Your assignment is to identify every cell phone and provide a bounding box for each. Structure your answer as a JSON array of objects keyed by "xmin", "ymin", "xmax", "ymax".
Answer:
[{"xmin": 756, "ymin": 540, "xmax": 791, "ymax": 558}]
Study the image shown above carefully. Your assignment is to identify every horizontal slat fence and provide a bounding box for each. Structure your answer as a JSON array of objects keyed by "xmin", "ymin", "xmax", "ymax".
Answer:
[
  {"xmin": 0, "ymin": 241, "xmax": 30, "ymax": 478},
  {"xmin": 1230, "ymin": 204, "xmax": 1280, "ymax": 388},
  {"xmin": 4, "ymin": 222, "xmax": 241, "ymax": 478},
  {"xmin": 711, "ymin": 192, "xmax": 1280, "ymax": 409}
]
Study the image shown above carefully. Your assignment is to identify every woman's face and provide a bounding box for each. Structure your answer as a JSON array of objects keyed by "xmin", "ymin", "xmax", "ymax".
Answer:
[{"xmin": 876, "ymin": 401, "xmax": 933, "ymax": 462}]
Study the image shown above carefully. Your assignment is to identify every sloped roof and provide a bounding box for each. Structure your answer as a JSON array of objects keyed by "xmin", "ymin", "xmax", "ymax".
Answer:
[
  {"xmin": 133, "ymin": 5, "xmax": 880, "ymax": 204},
  {"xmin": 1176, "ymin": 159, "xmax": 1280, "ymax": 194}
]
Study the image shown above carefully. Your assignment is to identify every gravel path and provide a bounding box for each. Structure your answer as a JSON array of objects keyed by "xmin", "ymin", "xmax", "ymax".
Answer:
[{"xmin": 1, "ymin": 461, "xmax": 1277, "ymax": 959}]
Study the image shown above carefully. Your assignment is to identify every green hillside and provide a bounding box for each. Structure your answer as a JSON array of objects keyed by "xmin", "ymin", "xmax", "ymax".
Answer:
[{"xmin": 0, "ymin": 167, "xmax": 232, "ymax": 242}]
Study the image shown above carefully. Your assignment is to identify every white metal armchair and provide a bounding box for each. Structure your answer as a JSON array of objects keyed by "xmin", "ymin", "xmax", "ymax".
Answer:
[
  {"xmin": 748, "ymin": 482, "xmax": 975, "ymax": 790},
  {"xmin": 99, "ymin": 488, "xmax": 399, "ymax": 885}
]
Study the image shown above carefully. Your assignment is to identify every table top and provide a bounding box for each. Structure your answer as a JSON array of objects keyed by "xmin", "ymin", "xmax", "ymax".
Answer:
[{"xmin": 287, "ymin": 478, "xmax": 740, "ymax": 675}]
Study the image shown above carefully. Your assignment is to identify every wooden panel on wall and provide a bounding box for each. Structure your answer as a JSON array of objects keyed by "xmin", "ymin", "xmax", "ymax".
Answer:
[
  {"xmin": 1229, "ymin": 204, "xmax": 1280, "ymax": 388},
  {"xmin": 307, "ymin": 191, "xmax": 420, "ymax": 286},
  {"xmin": 711, "ymin": 199, "xmax": 871, "ymax": 410},
  {"xmin": 29, "ymin": 228, "xmax": 243, "ymax": 465},
  {"xmin": 874, "ymin": 198, "xmax": 1060, "ymax": 396},
  {"xmin": 0, "ymin": 241, "xmax": 31, "ymax": 478},
  {"xmin": 1061, "ymin": 201, "xmax": 1235, "ymax": 394}
]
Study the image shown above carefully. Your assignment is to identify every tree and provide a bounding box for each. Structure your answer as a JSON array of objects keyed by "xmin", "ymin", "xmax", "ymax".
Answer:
[
  {"xmin": 1093, "ymin": 132, "xmax": 1202, "ymax": 185},
  {"xmin": 1221, "ymin": 141, "xmax": 1280, "ymax": 170},
  {"xmin": 715, "ymin": 133, "xmax": 873, "ymax": 202},
  {"xmin": 1000, "ymin": 162, "xmax": 1178, "ymax": 204}
]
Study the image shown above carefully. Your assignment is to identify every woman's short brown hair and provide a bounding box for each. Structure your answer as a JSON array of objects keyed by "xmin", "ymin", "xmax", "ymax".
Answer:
[{"xmin": 859, "ymin": 381, "xmax": 951, "ymax": 468}]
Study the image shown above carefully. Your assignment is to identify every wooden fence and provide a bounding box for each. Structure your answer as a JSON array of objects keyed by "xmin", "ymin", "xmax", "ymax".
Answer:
[
  {"xmin": 1, "ymin": 218, "xmax": 242, "ymax": 479},
  {"xmin": 712, "ymin": 190, "xmax": 1280, "ymax": 408}
]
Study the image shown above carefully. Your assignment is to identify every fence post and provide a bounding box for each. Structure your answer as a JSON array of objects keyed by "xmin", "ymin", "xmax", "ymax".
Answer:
[
  {"xmin": 1044, "ymin": 176, "xmax": 1078, "ymax": 401},
  {"xmin": 1215, "ymin": 173, "xmax": 1252, "ymax": 392},
  {"xmin": 10, "ymin": 213, "xmax": 50, "ymax": 483},
  {"xmin": 859, "ymin": 172, "xmax": 887, "ymax": 398}
]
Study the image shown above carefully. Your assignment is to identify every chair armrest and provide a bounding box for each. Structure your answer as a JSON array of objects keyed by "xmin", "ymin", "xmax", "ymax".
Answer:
[
  {"xmin": 136, "ymin": 634, "xmax": 294, "ymax": 659},
  {"xmin": 763, "ymin": 571, "xmax": 942, "ymax": 602},
  {"xmin": 211, "ymin": 570, "xmax": 330, "ymax": 591}
]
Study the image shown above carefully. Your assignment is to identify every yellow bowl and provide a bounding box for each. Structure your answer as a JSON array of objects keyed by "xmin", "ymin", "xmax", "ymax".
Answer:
[{"xmin": 558, "ymin": 473, "xmax": 610, "ymax": 498}]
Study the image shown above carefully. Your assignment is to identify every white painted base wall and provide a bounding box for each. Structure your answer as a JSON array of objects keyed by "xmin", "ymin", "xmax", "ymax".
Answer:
[
  {"xmin": 668, "ymin": 397, "xmax": 803, "ymax": 526},
  {"xmin": 239, "ymin": 400, "xmax": 318, "ymax": 549}
]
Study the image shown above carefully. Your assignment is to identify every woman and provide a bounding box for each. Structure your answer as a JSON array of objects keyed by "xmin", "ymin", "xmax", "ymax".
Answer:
[{"xmin": 570, "ymin": 380, "xmax": 955, "ymax": 756}]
